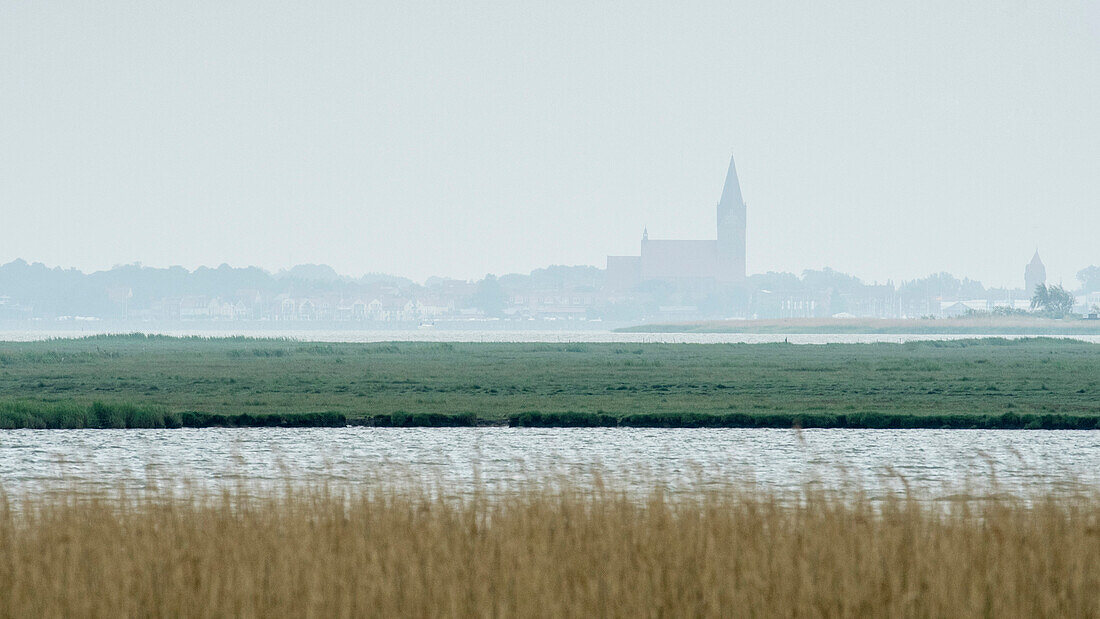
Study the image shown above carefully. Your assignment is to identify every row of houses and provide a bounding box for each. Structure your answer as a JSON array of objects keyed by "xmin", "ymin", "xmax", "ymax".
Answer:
[
  {"xmin": 8, "ymin": 280, "xmax": 1100, "ymax": 323},
  {"xmin": 940, "ymin": 293, "xmax": 1100, "ymax": 318},
  {"xmin": 0, "ymin": 296, "xmax": 33, "ymax": 320},
  {"xmin": 133, "ymin": 295, "xmax": 456, "ymax": 322},
  {"xmin": 745, "ymin": 292, "xmax": 1099, "ymax": 320},
  {"xmin": 506, "ymin": 292, "xmax": 601, "ymax": 319},
  {"xmin": 751, "ymin": 289, "xmax": 923, "ymax": 320},
  {"xmin": 939, "ymin": 299, "xmax": 1033, "ymax": 318},
  {"xmin": 125, "ymin": 289, "xmax": 608, "ymax": 322}
]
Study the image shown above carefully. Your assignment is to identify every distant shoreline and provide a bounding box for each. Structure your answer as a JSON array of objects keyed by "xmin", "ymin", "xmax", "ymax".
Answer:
[
  {"xmin": 617, "ymin": 317, "xmax": 1100, "ymax": 335},
  {"xmin": 4, "ymin": 409, "xmax": 1098, "ymax": 430}
]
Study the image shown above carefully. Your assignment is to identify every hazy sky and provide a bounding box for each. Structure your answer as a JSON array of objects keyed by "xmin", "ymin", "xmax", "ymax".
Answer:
[{"xmin": 1, "ymin": 1, "xmax": 1096, "ymax": 288}]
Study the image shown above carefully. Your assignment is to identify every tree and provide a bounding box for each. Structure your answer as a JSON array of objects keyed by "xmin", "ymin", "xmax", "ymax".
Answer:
[
  {"xmin": 747, "ymin": 271, "xmax": 803, "ymax": 295},
  {"xmin": 1031, "ymin": 284, "xmax": 1076, "ymax": 317},
  {"xmin": 899, "ymin": 272, "xmax": 985, "ymax": 300},
  {"xmin": 1030, "ymin": 284, "xmax": 1049, "ymax": 311},
  {"xmin": 1077, "ymin": 266, "xmax": 1100, "ymax": 293},
  {"xmin": 801, "ymin": 267, "xmax": 865, "ymax": 295},
  {"xmin": 471, "ymin": 274, "xmax": 506, "ymax": 317}
]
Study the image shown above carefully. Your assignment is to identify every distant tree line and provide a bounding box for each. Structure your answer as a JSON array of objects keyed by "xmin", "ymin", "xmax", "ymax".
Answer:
[{"xmin": 1, "ymin": 258, "xmax": 1097, "ymax": 321}]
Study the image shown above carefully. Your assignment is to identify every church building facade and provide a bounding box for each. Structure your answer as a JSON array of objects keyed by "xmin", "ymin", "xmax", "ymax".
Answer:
[{"xmin": 607, "ymin": 155, "xmax": 747, "ymax": 289}]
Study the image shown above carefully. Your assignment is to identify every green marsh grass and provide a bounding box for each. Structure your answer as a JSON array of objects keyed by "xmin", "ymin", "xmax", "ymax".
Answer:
[{"xmin": 0, "ymin": 335, "xmax": 1096, "ymax": 427}]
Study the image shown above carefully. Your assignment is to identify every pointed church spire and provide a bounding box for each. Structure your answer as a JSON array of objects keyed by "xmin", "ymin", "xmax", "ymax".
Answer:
[
  {"xmin": 716, "ymin": 152, "xmax": 747, "ymax": 282},
  {"xmin": 717, "ymin": 154, "xmax": 745, "ymax": 211}
]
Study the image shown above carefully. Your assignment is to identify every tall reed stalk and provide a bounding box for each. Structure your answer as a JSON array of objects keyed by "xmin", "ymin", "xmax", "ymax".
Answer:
[{"xmin": 0, "ymin": 482, "xmax": 1096, "ymax": 617}]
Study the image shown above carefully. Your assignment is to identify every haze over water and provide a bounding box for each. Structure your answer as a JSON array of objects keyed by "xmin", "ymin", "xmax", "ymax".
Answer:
[{"xmin": 2, "ymin": 2, "xmax": 1097, "ymax": 287}]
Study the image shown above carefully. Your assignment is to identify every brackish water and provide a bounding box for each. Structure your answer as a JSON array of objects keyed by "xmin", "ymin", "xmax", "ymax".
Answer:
[
  {"xmin": 4, "ymin": 328, "xmax": 1100, "ymax": 344},
  {"xmin": 1, "ymin": 428, "xmax": 1096, "ymax": 497}
]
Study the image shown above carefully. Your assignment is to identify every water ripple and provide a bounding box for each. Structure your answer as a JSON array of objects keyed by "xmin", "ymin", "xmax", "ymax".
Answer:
[{"xmin": 1, "ymin": 428, "xmax": 1096, "ymax": 497}]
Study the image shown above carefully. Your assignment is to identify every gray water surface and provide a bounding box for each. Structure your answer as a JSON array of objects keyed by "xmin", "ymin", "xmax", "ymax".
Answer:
[{"xmin": 2, "ymin": 428, "xmax": 1096, "ymax": 497}]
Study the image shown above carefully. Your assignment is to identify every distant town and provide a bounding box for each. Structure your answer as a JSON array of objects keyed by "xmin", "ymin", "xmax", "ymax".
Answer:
[
  {"xmin": 2, "ymin": 154, "xmax": 1097, "ymax": 325},
  {"xmin": 0, "ymin": 253, "xmax": 1097, "ymax": 325}
]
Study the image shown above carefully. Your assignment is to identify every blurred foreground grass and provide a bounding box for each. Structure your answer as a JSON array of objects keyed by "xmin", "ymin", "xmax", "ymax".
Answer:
[{"xmin": 1, "ymin": 480, "xmax": 1097, "ymax": 617}]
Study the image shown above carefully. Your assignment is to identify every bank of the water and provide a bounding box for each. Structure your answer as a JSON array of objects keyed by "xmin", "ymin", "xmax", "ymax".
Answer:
[
  {"xmin": 617, "ymin": 316, "xmax": 1100, "ymax": 335},
  {"xmin": 0, "ymin": 401, "xmax": 345, "ymax": 429},
  {"xmin": 507, "ymin": 411, "xmax": 1100, "ymax": 430},
  {"xmin": 6, "ymin": 329, "xmax": 1100, "ymax": 344},
  {"xmin": 3, "ymin": 402, "xmax": 1100, "ymax": 430}
]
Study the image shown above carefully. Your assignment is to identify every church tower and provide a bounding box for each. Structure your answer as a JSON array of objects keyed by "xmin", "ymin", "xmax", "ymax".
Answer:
[
  {"xmin": 716, "ymin": 154, "xmax": 747, "ymax": 282},
  {"xmin": 1025, "ymin": 250, "xmax": 1046, "ymax": 295}
]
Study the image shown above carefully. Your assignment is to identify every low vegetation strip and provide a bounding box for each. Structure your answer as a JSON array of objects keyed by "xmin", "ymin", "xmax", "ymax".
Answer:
[
  {"xmin": 176, "ymin": 411, "xmax": 345, "ymax": 428},
  {"xmin": 0, "ymin": 483, "xmax": 1096, "ymax": 616},
  {"xmin": 507, "ymin": 411, "xmax": 1100, "ymax": 429},
  {"xmin": 508, "ymin": 411, "xmax": 621, "ymax": 427},
  {"xmin": 4, "ymin": 403, "xmax": 1099, "ymax": 430},
  {"xmin": 350, "ymin": 412, "xmax": 479, "ymax": 427},
  {"xmin": 0, "ymin": 335, "xmax": 1097, "ymax": 427},
  {"xmin": 0, "ymin": 401, "xmax": 345, "ymax": 429}
]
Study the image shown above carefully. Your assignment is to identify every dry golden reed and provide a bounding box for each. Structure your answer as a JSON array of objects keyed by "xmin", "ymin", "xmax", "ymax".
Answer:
[{"xmin": 0, "ymin": 482, "xmax": 1097, "ymax": 618}]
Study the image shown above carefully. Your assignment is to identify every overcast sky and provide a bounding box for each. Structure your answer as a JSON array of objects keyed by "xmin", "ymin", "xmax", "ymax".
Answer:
[{"xmin": 1, "ymin": 1, "xmax": 1096, "ymax": 288}]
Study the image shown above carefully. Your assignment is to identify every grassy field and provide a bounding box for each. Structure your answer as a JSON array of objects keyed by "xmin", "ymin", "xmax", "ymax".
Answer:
[
  {"xmin": 1, "ymin": 482, "xmax": 1096, "ymax": 616},
  {"xmin": 0, "ymin": 334, "xmax": 1097, "ymax": 427},
  {"xmin": 618, "ymin": 316, "xmax": 1100, "ymax": 334}
]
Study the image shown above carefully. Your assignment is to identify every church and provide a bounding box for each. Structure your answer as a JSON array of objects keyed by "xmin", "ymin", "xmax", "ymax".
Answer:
[
  {"xmin": 606, "ymin": 155, "xmax": 747, "ymax": 290},
  {"xmin": 1024, "ymin": 250, "xmax": 1046, "ymax": 294}
]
